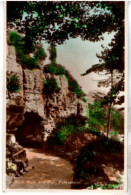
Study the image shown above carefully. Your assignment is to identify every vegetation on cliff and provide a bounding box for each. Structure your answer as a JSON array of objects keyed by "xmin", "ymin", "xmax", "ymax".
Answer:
[
  {"xmin": 8, "ymin": 31, "xmax": 46, "ymax": 70},
  {"xmin": 7, "ymin": 74, "xmax": 21, "ymax": 92},
  {"xmin": 43, "ymin": 78, "xmax": 60, "ymax": 95}
]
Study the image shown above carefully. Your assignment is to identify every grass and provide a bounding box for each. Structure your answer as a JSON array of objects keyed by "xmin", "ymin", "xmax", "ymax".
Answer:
[{"xmin": 87, "ymin": 177, "xmax": 122, "ymax": 189}]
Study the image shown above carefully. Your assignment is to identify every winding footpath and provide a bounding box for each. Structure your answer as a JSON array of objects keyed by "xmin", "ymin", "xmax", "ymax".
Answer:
[{"xmin": 8, "ymin": 148, "xmax": 73, "ymax": 189}]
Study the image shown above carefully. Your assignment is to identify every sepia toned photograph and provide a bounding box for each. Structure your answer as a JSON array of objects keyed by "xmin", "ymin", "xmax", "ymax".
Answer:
[{"xmin": 5, "ymin": 1, "xmax": 127, "ymax": 191}]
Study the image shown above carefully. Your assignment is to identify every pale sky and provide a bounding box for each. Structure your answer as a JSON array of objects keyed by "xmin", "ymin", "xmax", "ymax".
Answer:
[{"xmin": 43, "ymin": 32, "xmax": 115, "ymax": 100}]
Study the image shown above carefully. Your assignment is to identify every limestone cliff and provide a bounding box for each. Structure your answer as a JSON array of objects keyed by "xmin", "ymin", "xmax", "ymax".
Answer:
[{"xmin": 6, "ymin": 44, "xmax": 87, "ymax": 145}]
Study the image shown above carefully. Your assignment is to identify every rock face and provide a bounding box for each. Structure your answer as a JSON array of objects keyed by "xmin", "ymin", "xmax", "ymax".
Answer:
[{"xmin": 6, "ymin": 44, "xmax": 87, "ymax": 145}]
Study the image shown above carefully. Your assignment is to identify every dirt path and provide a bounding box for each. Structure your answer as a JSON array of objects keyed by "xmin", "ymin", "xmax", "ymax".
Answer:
[{"xmin": 8, "ymin": 148, "xmax": 74, "ymax": 189}]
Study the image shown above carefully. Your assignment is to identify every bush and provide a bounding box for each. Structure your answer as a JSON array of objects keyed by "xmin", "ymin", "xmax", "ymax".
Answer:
[
  {"xmin": 35, "ymin": 47, "xmax": 47, "ymax": 61},
  {"xmin": 110, "ymin": 109, "xmax": 123, "ymax": 134},
  {"xmin": 50, "ymin": 115, "xmax": 87, "ymax": 144},
  {"xmin": 49, "ymin": 46, "xmax": 57, "ymax": 61},
  {"xmin": 101, "ymin": 136, "xmax": 123, "ymax": 153},
  {"xmin": 8, "ymin": 32, "xmax": 23, "ymax": 47},
  {"xmin": 86, "ymin": 101, "xmax": 107, "ymax": 133},
  {"xmin": 68, "ymin": 80, "xmax": 85, "ymax": 98},
  {"xmin": 17, "ymin": 51, "xmax": 39, "ymax": 70},
  {"xmin": 8, "ymin": 32, "xmax": 25, "ymax": 53},
  {"xmin": 43, "ymin": 78, "xmax": 60, "ymax": 95},
  {"xmin": 7, "ymin": 74, "xmax": 21, "ymax": 92},
  {"xmin": 44, "ymin": 64, "xmax": 67, "ymax": 75},
  {"xmin": 86, "ymin": 101, "xmax": 124, "ymax": 135},
  {"xmin": 26, "ymin": 57, "xmax": 39, "ymax": 70},
  {"xmin": 73, "ymin": 136, "xmax": 124, "ymax": 189}
]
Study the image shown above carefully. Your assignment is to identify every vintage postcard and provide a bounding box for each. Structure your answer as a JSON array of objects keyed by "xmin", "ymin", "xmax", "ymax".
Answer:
[{"xmin": 3, "ymin": 1, "xmax": 128, "ymax": 191}]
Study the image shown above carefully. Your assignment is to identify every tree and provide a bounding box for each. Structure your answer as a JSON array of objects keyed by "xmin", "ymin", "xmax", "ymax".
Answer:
[
  {"xmin": 7, "ymin": 2, "xmax": 124, "ymax": 48},
  {"xmin": 82, "ymin": 63, "xmax": 124, "ymax": 137},
  {"xmin": 7, "ymin": 1, "xmax": 125, "ymax": 137},
  {"xmin": 79, "ymin": 2, "xmax": 125, "ymax": 137}
]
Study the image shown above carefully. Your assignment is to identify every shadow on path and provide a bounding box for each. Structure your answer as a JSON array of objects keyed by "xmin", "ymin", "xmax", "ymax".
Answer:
[{"xmin": 8, "ymin": 147, "xmax": 74, "ymax": 189}]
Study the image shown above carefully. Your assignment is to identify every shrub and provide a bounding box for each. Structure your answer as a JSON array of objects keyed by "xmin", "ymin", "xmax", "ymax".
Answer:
[
  {"xmin": 44, "ymin": 64, "xmax": 67, "ymax": 75},
  {"xmin": 51, "ymin": 115, "xmax": 87, "ymax": 144},
  {"xmin": 86, "ymin": 101, "xmax": 124, "ymax": 135},
  {"xmin": 7, "ymin": 74, "xmax": 21, "ymax": 92},
  {"xmin": 86, "ymin": 101, "xmax": 107, "ymax": 133},
  {"xmin": 82, "ymin": 97, "xmax": 87, "ymax": 103},
  {"xmin": 8, "ymin": 32, "xmax": 23, "ymax": 47},
  {"xmin": 43, "ymin": 78, "xmax": 60, "ymax": 95},
  {"xmin": 110, "ymin": 109, "xmax": 123, "ymax": 134},
  {"xmin": 17, "ymin": 50, "xmax": 27, "ymax": 66},
  {"xmin": 35, "ymin": 47, "xmax": 47, "ymax": 61},
  {"xmin": 73, "ymin": 136, "xmax": 124, "ymax": 189},
  {"xmin": 26, "ymin": 57, "xmax": 39, "ymax": 70},
  {"xmin": 49, "ymin": 46, "xmax": 57, "ymax": 61},
  {"xmin": 68, "ymin": 80, "xmax": 85, "ymax": 98},
  {"xmin": 8, "ymin": 32, "xmax": 25, "ymax": 54},
  {"xmin": 101, "ymin": 136, "xmax": 123, "ymax": 153},
  {"xmin": 17, "ymin": 51, "xmax": 39, "ymax": 70}
]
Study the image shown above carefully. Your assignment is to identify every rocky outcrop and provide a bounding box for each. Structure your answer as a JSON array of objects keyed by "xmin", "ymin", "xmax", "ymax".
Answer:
[
  {"xmin": 6, "ymin": 45, "xmax": 24, "ymax": 133},
  {"xmin": 6, "ymin": 44, "xmax": 87, "ymax": 144}
]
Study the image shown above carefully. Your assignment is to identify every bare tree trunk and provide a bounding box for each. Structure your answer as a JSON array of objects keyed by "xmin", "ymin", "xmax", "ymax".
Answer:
[
  {"xmin": 107, "ymin": 70, "xmax": 113, "ymax": 138},
  {"xmin": 107, "ymin": 102, "xmax": 111, "ymax": 138}
]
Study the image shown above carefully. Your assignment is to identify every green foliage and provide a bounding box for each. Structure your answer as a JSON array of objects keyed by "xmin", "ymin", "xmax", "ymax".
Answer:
[
  {"xmin": 81, "ymin": 63, "xmax": 106, "ymax": 76},
  {"xmin": 8, "ymin": 32, "xmax": 46, "ymax": 70},
  {"xmin": 7, "ymin": 74, "xmax": 21, "ymax": 92},
  {"xmin": 101, "ymin": 136, "xmax": 123, "ymax": 153},
  {"xmin": 73, "ymin": 136, "xmax": 124, "ymax": 188},
  {"xmin": 44, "ymin": 64, "xmax": 86, "ymax": 101},
  {"xmin": 44, "ymin": 64, "xmax": 67, "ymax": 75},
  {"xmin": 57, "ymin": 116, "xmax": 86, "ymax": 144},
  {"xmin": 35, "ymin": 47, "xmax": 46, "ymax": 61},
  {"xmin": 82, "ymin": 97, "xmax": 87, "ymax": 103},
  {"xmin": 17, "ymin": 51, "xmax": 39, "ymax": 70},
  {"xmin": 86, "ymin": 100, "xmax": 123, "ymax": 135},
  {"xmin": 8, "ymin": 32, "xmax": 23, "ymax": 46},
  {"xmin": 25, "ymin": 57, "xmax": 39, "ymax": 70},
  {"xmin": 49, "ymin": 46, "xmax": 57, "ymax": 61},
  {"xmin": 43, "ymin": 78, "xmax": 60, "ymax": 95},
  {"xmin": 49, "ymin": 115, "xmax": 87, "ymax": 144},
  {"xmin": 88, "ymin": 178, "xmax": 122, "ymax": 189},
  {"xmin": 68, "ymin": 80, "xmax": 85, "ymax": 98},
  {"xmin": 8, "ymin": 32, "xmax": 25, "ymax": 52},
  {"xmin": 87, "ymin": 101, "xmax": 107, "ymax": 132},
  {"xmin": 110, "ymin": 109, "xmax": 123, "ymax": 134}
]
